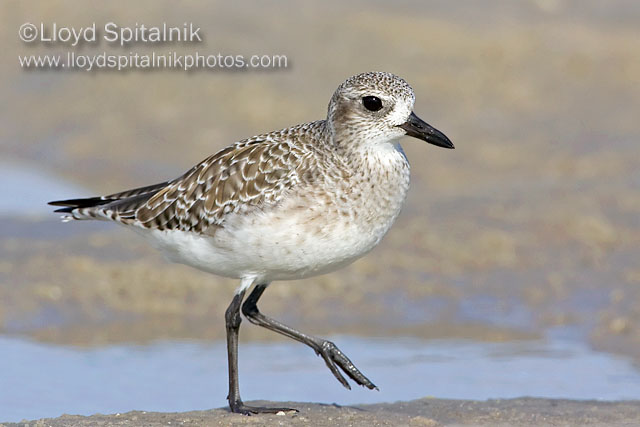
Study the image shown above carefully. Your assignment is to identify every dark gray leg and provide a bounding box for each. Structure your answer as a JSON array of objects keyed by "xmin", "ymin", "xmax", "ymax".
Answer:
[
  {"xmin": 241, "ymin": 284, "xmax": 377, "ymax": 391},
  {"xmin": 225, "ymin": 289, "xmax": 297, "ymax": 415}
]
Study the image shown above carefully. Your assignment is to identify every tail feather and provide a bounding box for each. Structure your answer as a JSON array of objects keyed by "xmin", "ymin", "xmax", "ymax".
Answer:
[
  {"xmin": 48, "ymin": 197, "xmax": 113, "ymax": 213},
  {"xmin": 49, "ymin": 180, "xmax": 169, "ymax": 220}
]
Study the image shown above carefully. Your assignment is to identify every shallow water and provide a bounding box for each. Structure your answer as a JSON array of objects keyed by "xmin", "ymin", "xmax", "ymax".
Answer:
[
  {"xmin": 0, "ymin": 162, "xmax": 87, "ymax": 217},
  {"xmin": 2, "ymin": 335, "xmax": 640, "ymax": 422}
]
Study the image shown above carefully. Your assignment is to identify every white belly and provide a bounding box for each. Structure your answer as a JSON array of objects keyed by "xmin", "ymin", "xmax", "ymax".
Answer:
[
  {"xmin": 139, "ymin": 142, "xmax": 411, "ymax": 284},
  {"xmin": 142, "ymin": 201, "xmax": 397, "ymax": 283}
]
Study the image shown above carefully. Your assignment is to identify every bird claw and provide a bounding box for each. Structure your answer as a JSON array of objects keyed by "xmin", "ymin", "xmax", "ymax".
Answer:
[
  {"xmin": 229, "ymin": 399, "xmax": 298, "ymax": 415},
  {"xmin": 317, "ymin": 340, "xmax": 377, "ymax": 390}
]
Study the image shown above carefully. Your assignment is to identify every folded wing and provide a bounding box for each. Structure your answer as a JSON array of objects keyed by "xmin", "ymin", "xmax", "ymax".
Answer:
[{"xmin": 49, "ymin": 138, "xmax": 306, "ymax": 234}]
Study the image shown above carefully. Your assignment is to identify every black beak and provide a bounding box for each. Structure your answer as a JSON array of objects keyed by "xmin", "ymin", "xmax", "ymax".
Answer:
[{"xmin": 399, "ymin": 112, "xmax": 454, "ymax": 149}]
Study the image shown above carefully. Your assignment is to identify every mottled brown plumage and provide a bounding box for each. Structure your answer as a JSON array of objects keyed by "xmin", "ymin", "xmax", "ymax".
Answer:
[
  {"xmin": 49, "ymin": 72, "xmax": 454, "ymax": 415},
  {"xmin": 55, "ymin": 122, "xmax": 327, "ymax": 232}
]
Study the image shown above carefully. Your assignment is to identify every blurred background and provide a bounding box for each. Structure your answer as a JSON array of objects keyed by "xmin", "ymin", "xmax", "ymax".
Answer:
[{"xmin": 1, "ymin": 0, "xmax": 639, "ymax": 421}]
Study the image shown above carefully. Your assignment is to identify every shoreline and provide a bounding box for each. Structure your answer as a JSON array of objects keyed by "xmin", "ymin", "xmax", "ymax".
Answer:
[{"xmin": 5, "ymin": 398, "xmax": 640, "ymax": 426}]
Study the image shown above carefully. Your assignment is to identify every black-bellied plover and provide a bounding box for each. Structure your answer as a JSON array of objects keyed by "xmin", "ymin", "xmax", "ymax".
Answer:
[{"xmin": 49, "ymin": 71, "xmax": 454, "ymax": 415}]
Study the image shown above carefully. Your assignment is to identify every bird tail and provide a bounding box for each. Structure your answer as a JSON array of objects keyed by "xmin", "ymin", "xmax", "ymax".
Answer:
[
  {"xmin": 48, "ymin": 197, "xmax": 113, "ymax": 221},
  {"xmin": 48, "ymin": 181, "xmax": 170, "ymax": 222}
]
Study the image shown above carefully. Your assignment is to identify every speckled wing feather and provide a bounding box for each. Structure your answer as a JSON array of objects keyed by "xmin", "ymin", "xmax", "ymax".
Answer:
[
  {"xmin": 48, "ymin": 181, "xmax": 170, "ymax": 213},
  {"xmin": 104, "ymin": 181, "xmax": 172, "ymax": 200},
  {"xmin": 107, "ymin": 135, "xmax": 310, "ymax": 233},
  {"xmin": 49, "ymin": 121, "xmax": 327, "ymax": 231}
]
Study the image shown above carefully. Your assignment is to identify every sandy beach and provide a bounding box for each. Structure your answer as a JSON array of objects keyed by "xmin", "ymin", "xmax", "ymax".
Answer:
[{"xmin": 6, "ymin": 398, "xmax": 640, "ymax": 427}]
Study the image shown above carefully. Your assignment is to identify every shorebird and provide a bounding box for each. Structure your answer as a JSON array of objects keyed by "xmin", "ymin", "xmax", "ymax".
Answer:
[{"xmin": 49, "ymin": 71, "xmax": 454, "ymax": 415}]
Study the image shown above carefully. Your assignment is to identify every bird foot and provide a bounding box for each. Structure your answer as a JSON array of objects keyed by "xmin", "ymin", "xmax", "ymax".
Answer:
[
  {"xmin": 316, "ymin": 339, "xmax": 378, "ymax": 391},
  {"xmin": 229, "ymin": 399, "xmax": 298, "ymax": 415}
]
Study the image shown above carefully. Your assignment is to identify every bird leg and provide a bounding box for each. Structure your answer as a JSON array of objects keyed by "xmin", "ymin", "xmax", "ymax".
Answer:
[
  {"xmin": 225, "ymin": 289, "xmax": 297, "ymax": 415},
  {"xmin": 241, "ymin": 283, "xmax": 377, "ymax": 391}
]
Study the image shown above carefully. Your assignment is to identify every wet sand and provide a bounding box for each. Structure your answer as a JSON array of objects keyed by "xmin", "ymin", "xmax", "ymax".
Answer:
[
  {"xmin": 2, "ymin": 0, "xmax": 639, "ymax": 359},
  {"xmin": 6, "ymin": 398, "xmax": 640, "ymax": 427}
]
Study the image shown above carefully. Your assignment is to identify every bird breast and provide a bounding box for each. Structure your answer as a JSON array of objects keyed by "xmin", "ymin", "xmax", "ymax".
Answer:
[{"xmin": 148, "ymin": 141, "xmax": 411, "ymax": 282}]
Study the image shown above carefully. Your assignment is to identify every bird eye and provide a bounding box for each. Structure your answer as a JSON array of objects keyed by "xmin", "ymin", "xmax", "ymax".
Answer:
[{"xmin": 362, "ymin": 96, "xmax": 383, "ymax": 112}]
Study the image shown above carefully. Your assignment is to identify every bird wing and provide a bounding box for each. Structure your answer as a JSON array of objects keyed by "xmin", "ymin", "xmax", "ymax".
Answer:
[
  {"xmin": 48, "ymin": 181, "xmax": 170, "ymax": 213},
  {"xmin": 105, "ymin": 137, "xmax": 307, "ymax": 233}
]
